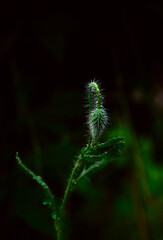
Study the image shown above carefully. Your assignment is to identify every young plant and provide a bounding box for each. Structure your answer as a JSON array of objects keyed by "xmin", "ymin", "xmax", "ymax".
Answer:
[{"xmin": 16, "ymin": 81, "xmax": 124, "ymax": 240}]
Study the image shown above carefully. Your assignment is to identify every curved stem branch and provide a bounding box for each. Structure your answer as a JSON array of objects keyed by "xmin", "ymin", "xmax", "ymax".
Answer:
[
  {"xmin": 89, "ymin": 81, "xmax": 101, "ymax": 111},
  {"xmin": 60, "ymin": 138, "xmax": 92, "ymax": 213},
  {"xmin": 60, "ymin": 162, "xmax": 78, "ymax": 212}
]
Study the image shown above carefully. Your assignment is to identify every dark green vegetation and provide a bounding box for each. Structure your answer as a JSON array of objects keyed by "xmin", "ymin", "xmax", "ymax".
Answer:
[
  {"xmin": 16, "ymin": 82, "xmax": 124, "ymax": 239},
  {"xmin": 0, "ymin": 6, "xmax": 163, "ymax": 240}
]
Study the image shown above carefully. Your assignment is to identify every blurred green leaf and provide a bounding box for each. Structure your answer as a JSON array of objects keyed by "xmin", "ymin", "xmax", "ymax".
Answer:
[{"xmin": 13, "ymin": 185, "xmax": 55, "ymax": 237}]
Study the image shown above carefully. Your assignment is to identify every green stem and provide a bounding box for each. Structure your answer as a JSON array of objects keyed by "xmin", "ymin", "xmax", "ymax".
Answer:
[
  {"xmin": 57, "ymin": 138, "xmax": 92, "ymax": 239},
  {"xmin": 89, "ymin": 82, "xmax": 101, "ymax": 111},
  {"xmin": 56, "ymin": 159, "xmax": 80, "ymax": 240},
  {"xmin": 55, "ymin": 222, "xmax": 61, "ymax": 240},
  {"xmin": 56, "ymin": 222, "xmax": 62, "ymax": 240},
  {"xmin": 85, "ymin": 136, "xmax": 92, "ymax": 152},
  {"xmin": 57, "ymin": 232, "xmax": 61, "ymax": 240},
  {"xmin": 60, "ymin": 158, "xmax": 80, "ymax": 212}
]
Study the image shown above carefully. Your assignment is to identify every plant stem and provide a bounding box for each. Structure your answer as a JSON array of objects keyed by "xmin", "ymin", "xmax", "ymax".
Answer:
[
  {"xmin": 89, "ymin": 82, "xmax": 101, "ymax": 111},
  {"xmin": 60, "ymin": 158, "xmax": 80, "ymax": 212},
  {"xmin": 61, "ymin": 136, "xmax": 93, "ymax": 211},
  {"xmin": 54, "ymin": 157, "xmax": 81, "ymax": 240},
  {"xmin": 57, "ymin": 138, "xmax": 92, "ymax": 239},
  {"xmin": 85, "ymin": 136, "xmax": 92, "ymax": 152},
  {"xmin": 56, "ymin": 226, "xmax": 61, "ymax": 240}
]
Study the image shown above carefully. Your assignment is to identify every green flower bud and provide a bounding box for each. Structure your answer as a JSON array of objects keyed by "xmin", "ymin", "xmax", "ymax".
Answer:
[
  {"xmin": 87, "ymin": 81, "xmax": 108, "ymax": 140},
  {"xmin": 89, "ymin": 108, "xmax": 108, "ymax": 139}
]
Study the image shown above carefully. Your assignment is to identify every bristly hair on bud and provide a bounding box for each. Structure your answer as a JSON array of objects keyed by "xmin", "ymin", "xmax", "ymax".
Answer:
[{"xmin": 87, "ymin": 80, "xmax": 108, "ymax": 140}]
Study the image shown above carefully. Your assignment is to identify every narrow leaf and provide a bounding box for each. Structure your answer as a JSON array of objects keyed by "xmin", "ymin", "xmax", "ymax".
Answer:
[
  {"xmin": 16, "ymin": 152, "xmax": 56, "ymax": 219},
  {"xmin": 91, "ymin": 137, "xmax": 124, "ymax": 150},
  {"xmin": 85, "ymin": 152, "xmax": 108, "ymax": 162},
  {"xmin": 76, "ymin": 140, "xmax": 124, "ymax": 183}
]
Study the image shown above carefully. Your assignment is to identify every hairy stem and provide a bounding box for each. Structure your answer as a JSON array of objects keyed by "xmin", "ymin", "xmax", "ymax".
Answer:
[
  {"xmin": 57, "ymin": 232, "xmax": 61, "ymax": 240},
  {"xmin": 57, "ymin": 138, "xmax": 92, "ymax": 239},
  {"xmin": 56, "ymin": 82, "xmax": 101, "ymax": 238},
  {"xmin": 89, "ymin": 81, "xmax": 101, "ymax": 111},
  {"xmin": 60, "ymin": 161, "xmax": 79, "ymax": 212},
  {"xmin": 56, "ymin": 159, "xmax": 81, "ymax": 240},
  {"xmin": 55, "ymin": 219, "xmax": 62, "ymax": 240}
]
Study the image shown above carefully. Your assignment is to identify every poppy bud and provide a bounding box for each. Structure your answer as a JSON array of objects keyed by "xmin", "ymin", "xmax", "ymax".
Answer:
[
  {"xmin": 89, "ymin": 108, "xmax": 108, "ymax": 139},
  {"xmin": 88, "ymin": 81, "xmax": 108, "ymax": 140}
]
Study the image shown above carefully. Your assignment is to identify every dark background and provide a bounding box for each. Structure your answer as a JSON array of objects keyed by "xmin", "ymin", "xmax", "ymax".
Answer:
[{"xmin": 0, "ymin": 4, "xmax": 163, "ymax": 240}]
